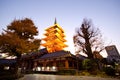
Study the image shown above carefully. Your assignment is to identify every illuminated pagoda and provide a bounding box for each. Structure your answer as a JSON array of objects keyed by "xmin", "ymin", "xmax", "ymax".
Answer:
[{"xmin": 42, "ymin": 19, "xmax": 68, "ymax": 53}]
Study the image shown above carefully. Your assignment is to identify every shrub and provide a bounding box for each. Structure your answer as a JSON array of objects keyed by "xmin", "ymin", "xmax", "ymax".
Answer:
[
  {"xmin": 80, "ymin": 71, "xmax": 90, "ymax": 76},
  {"xmin": 82, "ymin": 59, "xmax": 92, "ymax": 70},
  {"xmin": 82, "ymin": 59, "xmax": 98, "ymax": 71},
  {"xmin": 57, "ymin": 69, "xmax": 76, "ymax": 75},
  {"xmin": 104, "ymin": 67, "xmax": 115, "ymax": 76}
]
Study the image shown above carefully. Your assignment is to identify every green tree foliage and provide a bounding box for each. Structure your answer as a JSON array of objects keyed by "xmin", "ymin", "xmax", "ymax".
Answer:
[
  {"xmin": 82, "ymin": 59, "xmax": 92, "ymax": 70},
  {"xmin": 0, "ymin": 18, "xmax": 41, "ymax": 58},
  {"xmin": 82, "ymin": 59, "xmax": 98, "ymax": 74},
  {"xmin": 73, "ymin": 18, "xmax": 104, "ymax": 59}
]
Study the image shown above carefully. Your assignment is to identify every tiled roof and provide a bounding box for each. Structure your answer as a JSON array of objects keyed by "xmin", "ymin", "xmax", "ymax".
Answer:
[
  {"xmin": 0, "ymin": 59, "xmax": 16, "ymax": 65},
  {"xmin": 36, "ymin": 50, "xmax": 75, "ymax": 60},
  {"xmin": 21, "ymin": 48, "xmax": 48, "ymax": 59},
  {"xmin": 76, "ymin": 54, "xmax": 87, "ymax": 60}
]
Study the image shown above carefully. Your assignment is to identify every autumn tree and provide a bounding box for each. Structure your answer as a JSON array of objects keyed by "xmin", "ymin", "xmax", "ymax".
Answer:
[
  {"xmin": 0, "ymin": 18, "xmax": 40, "ymax": 59},
  {"xmin": 73, "ymin": 18, "xmax": 104, "ymax": 59}
]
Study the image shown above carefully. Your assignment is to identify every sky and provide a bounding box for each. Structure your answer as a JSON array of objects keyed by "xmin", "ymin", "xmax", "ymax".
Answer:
[{"xmin": 0, "ymin": 0, "xmax": 120, "ymax": 57}]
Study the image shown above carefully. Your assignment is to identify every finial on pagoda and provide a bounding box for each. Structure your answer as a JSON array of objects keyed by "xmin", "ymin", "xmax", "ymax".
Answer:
[{"xmin": 54, "ymin": 18, "xmax": 57, "ymax": 24}]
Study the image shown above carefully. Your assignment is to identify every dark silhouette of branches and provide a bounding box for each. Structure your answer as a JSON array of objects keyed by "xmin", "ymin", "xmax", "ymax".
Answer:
[{"xmin": 73, "ymin": 18, "xmax": 104, "ymax": 59}]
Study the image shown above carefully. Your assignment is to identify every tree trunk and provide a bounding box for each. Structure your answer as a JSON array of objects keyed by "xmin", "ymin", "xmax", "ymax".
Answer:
[
  {"xmin": 85, "ymin": 39, "xmax": 93, "ymax": 59},
  {"xmin": 14, "ymin": 53, "xmax": 21, "ymax": 74}
]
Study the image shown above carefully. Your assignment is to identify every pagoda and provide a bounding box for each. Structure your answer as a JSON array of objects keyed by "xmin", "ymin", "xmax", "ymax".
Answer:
[{"xmin": 42, "ymin": 19, "xmax": 68, "ymax": 53}]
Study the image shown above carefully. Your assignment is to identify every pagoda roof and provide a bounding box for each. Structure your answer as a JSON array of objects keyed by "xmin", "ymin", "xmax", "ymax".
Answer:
[
  {"xmin": 45, "ymin": 24, "xmax": 64, "ymax": 32},
  {"xmin": 35, "ymin": 50, "xmax": 75, "ymax": 60},
  {"xmin": 44, "ymin": 29, "xmax": 65, "ymax": 37},
  {"xmin": 42, "ymin": 42, "xmax": 68, "ymax": 48},
  {"xmin": 42, "ymin": 36, "xmax": 67, "ymax": 42}
]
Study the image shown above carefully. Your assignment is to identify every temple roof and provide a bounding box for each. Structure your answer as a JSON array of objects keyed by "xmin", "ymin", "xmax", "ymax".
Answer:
[
  {"xmin": 35, "ymin": 50, "xmax": 75, "ymax": 60},
  {"xmin": 21, "ymin": 48, "xmax": 48, "ymax": 59},
  {"xmin": 0, "ymin": 59, "xmax": 16, "ymax": 65},
  {"xmin": 76, "ymin": 54, "xmax": 87, "ymax": 60}
]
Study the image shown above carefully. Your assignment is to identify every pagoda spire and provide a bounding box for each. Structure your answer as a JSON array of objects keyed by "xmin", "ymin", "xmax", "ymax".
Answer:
[{"xmin": 54, "ymin": 18, "xmax": 57, "ymax": 24}]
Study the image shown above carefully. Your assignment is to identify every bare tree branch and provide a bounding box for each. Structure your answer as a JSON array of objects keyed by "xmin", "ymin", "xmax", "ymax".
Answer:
[{"xmin": 73, "ymin": 18, "xmax": 104, "ymax": 59}]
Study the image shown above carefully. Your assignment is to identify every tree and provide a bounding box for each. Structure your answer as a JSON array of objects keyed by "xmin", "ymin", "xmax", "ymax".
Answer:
[
  {"xmin": 73, "ymin": 18, "xmax": 104, "ymax": 59},
  {"xmin": 0, "ymin": 18, "xmax": 41, "ymax": 58}
]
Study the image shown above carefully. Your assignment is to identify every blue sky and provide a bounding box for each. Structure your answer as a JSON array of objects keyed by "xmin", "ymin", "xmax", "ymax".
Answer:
[{"xmin": 0, "ymin": 0, "xmax": 120, "ymax": 57}]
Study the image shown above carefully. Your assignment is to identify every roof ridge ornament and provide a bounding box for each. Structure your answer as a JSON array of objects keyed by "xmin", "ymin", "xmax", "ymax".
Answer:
[{"xmin": 54, "ymin": 18, "xmax": 57, "ymax": 24}]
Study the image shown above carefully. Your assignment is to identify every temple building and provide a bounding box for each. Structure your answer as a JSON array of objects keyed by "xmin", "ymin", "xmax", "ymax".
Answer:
[
  {"xmin": 33, "ymin": 20, "xmax": 77, "ymax": 71},
  {"xmin": 20, "ymin": 19, "xmax": 79, "ymax": 72},
  {"xmin": 33, "ymin": 50, "xmax": 78, "ymax": 72},
  {"xmin": 42, "ymin": 19, "xmax": 68, "ymax": 53}
]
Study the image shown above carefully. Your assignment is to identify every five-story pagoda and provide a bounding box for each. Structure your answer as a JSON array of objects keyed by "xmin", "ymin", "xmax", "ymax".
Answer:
[{"xmin": 42, "ymin": 19, "xmax": 68, "ymax": 53}]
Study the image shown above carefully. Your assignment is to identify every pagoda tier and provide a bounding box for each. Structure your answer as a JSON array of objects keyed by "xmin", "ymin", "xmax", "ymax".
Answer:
[
  {"xmin": 44, "ymin": 29, "xmax": 65, "ymax": 37},
  {"xmin": 45, "ymin": 24, "xmax": 64, "ymax": 32},
  {"xmin": 42, "ymin": 20, "xmax": 68, "ymax": 53}
]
